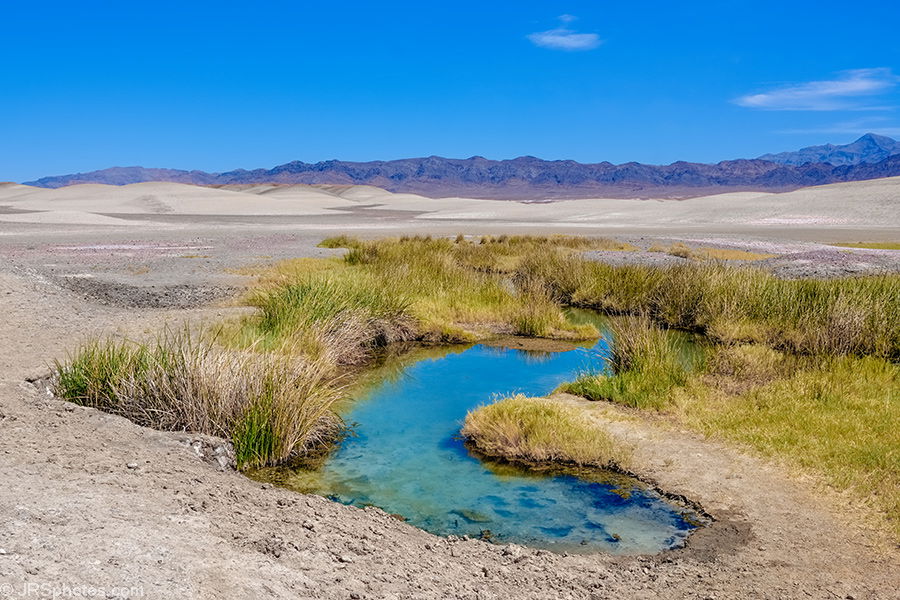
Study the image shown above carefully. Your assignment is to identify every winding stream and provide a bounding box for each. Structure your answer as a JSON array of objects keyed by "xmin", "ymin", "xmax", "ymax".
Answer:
[{"xmin": 266, "ymin": 320, "xmax": 704, "ymax": 554}]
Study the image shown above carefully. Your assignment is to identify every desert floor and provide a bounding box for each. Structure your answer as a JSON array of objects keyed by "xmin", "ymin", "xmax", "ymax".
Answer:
[{"xmin": 0, "ymin": 179, "xmax": 898, "ymax": 599}]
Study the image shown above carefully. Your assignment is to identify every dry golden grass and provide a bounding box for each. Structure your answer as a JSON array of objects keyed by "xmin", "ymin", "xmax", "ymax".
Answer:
[
  {"xmin": 695, "ymin": 248, "xmax": 776, "ymax": 261},
  {"xmin": 53, "ymin": 330, "xmax": 344, "ymax": 469},
  {"xmin": 832, "ymin": 242, "xmax": 900, "ymax": 250},
  {"xmin": 663, "ymin": 243, "xmax": 774, "ymax": 261}
]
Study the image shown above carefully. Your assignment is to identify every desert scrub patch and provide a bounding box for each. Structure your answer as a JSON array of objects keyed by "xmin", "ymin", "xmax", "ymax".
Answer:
[
  {"xmin": 53, "ymin": 330, "xmax": 343, "ymax": 469},
  {"xmin": 462, "ymin": 394, "xmax": 631, "ymax": 469}
]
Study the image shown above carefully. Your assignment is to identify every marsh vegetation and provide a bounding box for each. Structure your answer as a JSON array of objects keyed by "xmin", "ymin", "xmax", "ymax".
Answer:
[{"xmin": 53, "ymin": 235, "xmax": 899, "ymax": 538}]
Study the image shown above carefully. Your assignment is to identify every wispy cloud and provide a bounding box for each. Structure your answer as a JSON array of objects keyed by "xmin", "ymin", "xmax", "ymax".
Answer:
[
  {"xmin": 734, "ymin": 68, "xmax": 899, "ymax": 111},
  {"xmin": 778, "ymin": 117, "xmax": 900, "ymax": 137},
  {"xmin": 528, "ymin": 15, "xmax": 601, "ymax": 51}
]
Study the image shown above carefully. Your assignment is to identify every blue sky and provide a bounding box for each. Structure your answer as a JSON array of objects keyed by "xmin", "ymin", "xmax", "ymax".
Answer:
[{"xmin": 2, "ymin": 1, "xmax": 899, "ymax": 181}]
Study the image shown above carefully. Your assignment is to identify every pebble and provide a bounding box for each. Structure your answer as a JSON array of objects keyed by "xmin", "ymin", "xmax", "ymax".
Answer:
[
  {"xmin": 0, "ymin": 548, "xmax": 7, "ymax": 555},
  {"xmin": 337, "ymin": 554, "xmax": 354, "ymax": 563},
  {"xmin": 126, "ymin": 462, "xmax": 138, "ymax": 469}
]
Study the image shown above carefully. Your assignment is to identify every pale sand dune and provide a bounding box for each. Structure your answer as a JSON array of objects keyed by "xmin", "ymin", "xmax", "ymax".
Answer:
[
  {"xmin": 0, "ymin": 209, "xmax": 154, "ymax": 226},
  {"xmin": 0, "ymin": 182, "xmax": 355, "ymax": 216},
  {"xmin": 0, "ymin": 182, "xmax": 40, "ymax": 199},
  {"xmin": 412, "ymin": 177, "xmax": 899, "ymax": 228},
  {"xmin": 0, "ymin": 177, "xmax": 896, "ymax": 230}
]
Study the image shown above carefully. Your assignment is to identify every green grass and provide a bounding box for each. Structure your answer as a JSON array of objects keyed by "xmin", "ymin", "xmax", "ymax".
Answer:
[
  {"xmin": 232, "ymin": 236, "xmax": 603, "ymax": 355},
  {"xmin": 461, "ymin": 394, "xmax": 631, "ymax": 469},
  {"xmin": 559, "ymin": 316, "xmax": 693, "ymax": 410},
  {"xmin": 245, "ymin": 272, "xmax": 416, "ymax": 363},
  {"xmin": 53, "ymin": 331, "xmax": 343, "ymax": 469},
  {"xmin": 52, "ymin": 233, "xmax": 900, "ymax": 531},
  {"xmin": 519, "ymin": 251, "xmax": 900, "ymax": 359}
]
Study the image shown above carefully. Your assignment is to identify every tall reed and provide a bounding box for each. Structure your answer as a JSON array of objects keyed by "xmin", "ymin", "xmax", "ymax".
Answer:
[{"xmin": 518, "ymin": 251, "xmax": 900, "ymax": 359}]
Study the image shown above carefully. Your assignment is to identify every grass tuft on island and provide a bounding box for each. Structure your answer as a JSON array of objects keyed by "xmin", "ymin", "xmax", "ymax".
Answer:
[{"xmin": 461, "ymin": 394, "xmax": 631, "ymax": 470}]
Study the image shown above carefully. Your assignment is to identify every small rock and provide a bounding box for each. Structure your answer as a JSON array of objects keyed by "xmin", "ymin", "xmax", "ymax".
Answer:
[
  {"xmin": 0, "ymin": 548, "xmax": 7, "ymax": 555},
  {"xmin": 302, "ymin": 520, "xmax": 315, "ymax": 531},
  {"xmin": 350, "ymin": 594, "xmax": 361, "ymax": 599},
  {"xmin": 337, "ymin": 554, "xmax": 354, "ymax": 563},
  {"xmin": 126, "ymin": 462, "xmax": 139, "ymax": 470}
]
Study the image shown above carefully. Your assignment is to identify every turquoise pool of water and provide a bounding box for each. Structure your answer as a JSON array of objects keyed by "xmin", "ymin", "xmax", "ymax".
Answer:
[{"xmin": 270, "ymin": 332, "xmax": 704, "ymax": 554}]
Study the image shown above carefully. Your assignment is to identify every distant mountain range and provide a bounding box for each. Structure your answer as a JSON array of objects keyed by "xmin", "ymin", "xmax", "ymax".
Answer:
[
  {"xmin": 758, "ymin": 133, "xmax": 900, "ymax": 166},
  {"xmin": 23, "ymin": 134, "xmax": 900, "ymax": 199}
]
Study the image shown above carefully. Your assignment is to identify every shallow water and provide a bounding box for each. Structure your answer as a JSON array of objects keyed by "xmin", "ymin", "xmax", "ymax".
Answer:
[{"xmin": 270, "ymin": 324, "xmax": 704, "ymax": 553}]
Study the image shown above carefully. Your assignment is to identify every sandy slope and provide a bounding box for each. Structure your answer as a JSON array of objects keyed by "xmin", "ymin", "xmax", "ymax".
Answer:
[{"xmin": 1, "ymin": 177, "xmax": 898, "ymax": 230}]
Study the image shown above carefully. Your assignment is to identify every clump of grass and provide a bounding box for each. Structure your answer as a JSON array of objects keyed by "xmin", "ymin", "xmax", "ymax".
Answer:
[
  {"xmin": 245, "ymin": 273, "xmax": 416, "ymax": 363},
  {"xmin": 662, "ymin": 243, "xmax": 774, "ymax": 261},
  {"xmin": 666, "ymin": 242, "xmax": 694, "ymax": 259},
  {"xmin": 559, "ymin": 316, "xmax": 692, "ymax": 410},
  {"xmin": 697, "ymin": 248, "xmax": 775, "ymax": 261},
  {"xmin": 318, "ymin": 234, "xmax": 362, "ymax": 249},
  {"xmin": 53, "ymin": 331, "xmax": 343, "ymax": 469},
  {"xmin": 461, "ymin": 394, "xmax": 631, "ymax": 469}
]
